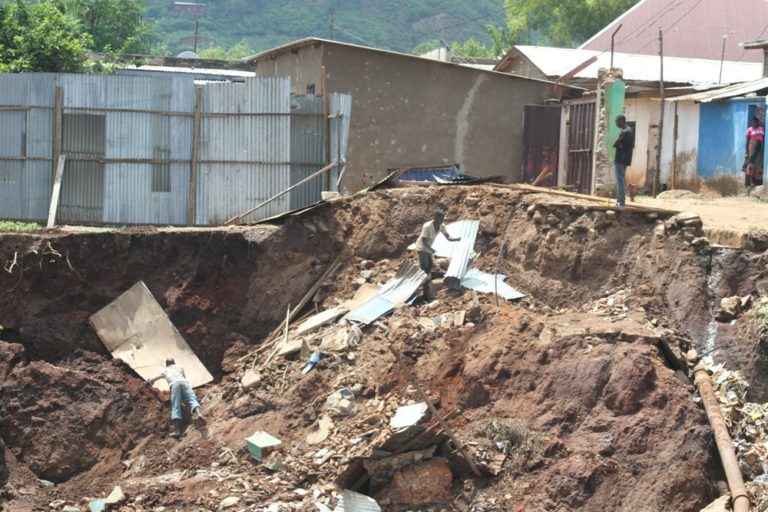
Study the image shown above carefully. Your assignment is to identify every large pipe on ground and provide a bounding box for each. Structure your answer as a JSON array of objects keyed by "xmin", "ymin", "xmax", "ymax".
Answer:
[{"xmin": 693, "ymin": 366, "xmax": 750, "ymax": 512}]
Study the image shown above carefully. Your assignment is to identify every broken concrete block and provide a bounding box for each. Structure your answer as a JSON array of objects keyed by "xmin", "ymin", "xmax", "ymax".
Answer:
[
  {"xmin": 278, "ymin": 336, "xmax": 305, "ymax": 357},
  {"xmin": 390, "ymin": 402, "xmax": 428, "ymax": 430},
  {"xmin": 245, "ymin": 431, "xmax": 282, "ymax": 461},
  {"xmin": 669, "ymin": 211, "xmax": 703, "ymax": 230},
  {"xmin": 307, "ymin": 415, "xmax": 334, "ymax": 445},
  {"xmin": 105, "ymin": 485, "xmax": 126, "ymax": 505},
  {"xmin": 241, "ymin": 370, "xmax": 261, "ymax": 390},
  {"xmin": 324, "ymin": 388, "xmax": 356, "ymax": 416}
]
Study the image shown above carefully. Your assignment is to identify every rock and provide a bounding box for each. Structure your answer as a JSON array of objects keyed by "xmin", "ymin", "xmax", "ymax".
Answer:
[
  {"xmin": 360, "ymin": 259, "xmax": 375, "ymax": 270},
  {"xmin": 716, "ymin": 296, "xmax": 742, "ymax": 322},
  {"xmin": 361, "ymin": 270, "xmax": 374, "ymax": 280},
  {"xmin": 0, "ymin": 341, "xmax": 26, "ymax": 384},
  {"xmin": 757, "ymin": 280, "xmax": 768, "ymax": 298},
  {"xmin": 465, "ymin": 196, "xmax": 481, "ymax": 208},
  {"xmin": 670, "ymin": 211, "xmax": 703, "ymax": 230},
  {"xmin": 307, "ymin": 415, "xmax": 334, "ymax": 445},
  {"xmin": 691, "ymin": 237, "xmax": 709, "ymax": 247},
  {"xmin": 653, "ymin": 223, "xmax": 666, "ymax": 239},
  {"xmin": 219, "ymin": 496, "xmax": 240, "ymax": 509},
  {"xmin": 546, "ymin": 214, "xmax": 560, "ymax": 226},
  {"xmin": 532, "ymin": 210, "xmax": 543, "ymax": 224},
  {"xmin": 605, "ymin": 210, "xmax": 616, "ymax": 220},
  {"xmin": 324, "ymin": 388, "xmax": 356, "ymax": 416},
  {"xmin": 62, "ymin": 507, "xmax": 80, "ymax": 512},
  {"xmin": 526, "ymin": 204, "xmax": 537, "ymax": 216},
  {"xmin": 105, "ymin": 485, "xmax": 126, "ymax": 505},
  {"xmin": 646, "ymin": 212, "xmax": 658, "ymax": 220},
  {"xmin": 740, "ymin": 295, "xmax": 753, "ymax": 311},
  {"xmin": 0, "ymin": 437, "xmax": 6, "ymax": 486},
  {"xmin": 241, "ymin": 370, "xmax": 262, "ymax": 390}
]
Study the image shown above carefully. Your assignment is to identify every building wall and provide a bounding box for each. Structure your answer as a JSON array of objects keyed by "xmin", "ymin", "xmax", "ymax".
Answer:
[
  {"xmin": 254, "ymin": 44, "xmax": 325, "ymax": 96},
  {"xmin": 255, "ymin": 42, "xmax": 556, "ymax": 191},
  {"xmin": 498, "ymin": 55, "xmax": 549, "ymax": 80},
  {"xmin": 660, "ymin": 99, "xmax": 700, "ymax": 189},
  {"xmin": 696, "ymin": 98, "xmax": 763, "ymax": 179}
]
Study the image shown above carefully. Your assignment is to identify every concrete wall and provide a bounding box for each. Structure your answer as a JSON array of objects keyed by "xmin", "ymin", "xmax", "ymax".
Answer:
[
  {"xmin": 255, "ymin": 44, "xmax": 325, "ymax": 96},
  {"xmin": 660, "ymin": 99, "xmax": 700, "ymax": 189},
  {"xmin": 254, "ymin": 42, "xmax": 556, "ymax": 191}
]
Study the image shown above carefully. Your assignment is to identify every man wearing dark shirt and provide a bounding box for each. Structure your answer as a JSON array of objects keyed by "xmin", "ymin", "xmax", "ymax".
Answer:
[{"xmin": 612, "ymin": 114, "xmax": 634, "ymax": 207}]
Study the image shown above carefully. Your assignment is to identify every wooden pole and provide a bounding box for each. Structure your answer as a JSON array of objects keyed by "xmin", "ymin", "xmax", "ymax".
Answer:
[
  {"xmin": 672, "ymin": 101, "xmax": 678, "ymax": 189},
  {"xmin": 188, "ymin": 87, "xmax": 203, "ymax": 226},
  {"xmin": 47, "ymin": 155, "xmax": 66, "ymax": 228},
  {"xmin": 224, "ymin": 161, "xmax": 337, "ymax": 225},
  {"xmin": 653, "ymin": 27, "xmax": 665, "ymax": 197},
  {"xmin": 387, "ymin": 342, "xmax": 482, "ymax": 476},
  {"xmin": 51, "ymin": 86, "xmax": 63, "ymax": 186},
  {"xmin": 322, "ymin": 66, "xmax": 330, "ymax": 192}
]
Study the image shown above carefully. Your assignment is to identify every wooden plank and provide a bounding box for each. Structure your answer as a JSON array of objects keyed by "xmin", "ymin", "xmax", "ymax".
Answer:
[
  {"xmin": 46, "ymin": 155, "xmax": 66, "ymax": 228},
  {"xmin": 187, "ymin": 87, "xmax": 203, "ymax": 226}
]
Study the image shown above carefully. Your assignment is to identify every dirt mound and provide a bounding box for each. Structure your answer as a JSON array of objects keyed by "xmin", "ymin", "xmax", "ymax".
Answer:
[{"xmin": 0, "ymin": 351, "xmax": 166, "ymax": 485}]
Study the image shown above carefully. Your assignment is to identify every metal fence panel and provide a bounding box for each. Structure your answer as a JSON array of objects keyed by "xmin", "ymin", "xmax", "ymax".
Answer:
[
  {"xmin": 329, "ymin": 93, "xmax": 352, "ymax": 191},
  {"xmin": 565, "ymin": 99, "xmax": 596, "ymax": 194},
  {"xmin": 289, "ymin": 95, "xmax": 324, "ymax": 210}
]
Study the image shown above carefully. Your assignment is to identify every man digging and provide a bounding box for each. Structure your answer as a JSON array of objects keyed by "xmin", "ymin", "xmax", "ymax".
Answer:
[
  {"xmin": 148, "ymin": 358, "xmax": 205, "ymax": 438},
  {"xmin": 415, "ymin": 209, "xmax": 460, "ymax": 301}
]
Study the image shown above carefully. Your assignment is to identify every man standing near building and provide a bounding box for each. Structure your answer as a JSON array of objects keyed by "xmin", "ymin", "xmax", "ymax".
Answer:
[
  {"xmin": 414, "ymin": 209, "xmax": 460, "ymax": 300},
  {"xmin": 148, "ymin": 358, "xmax": 205, "ymax": 438},
  {"xmin": 613, "ymin": 114, "xmax": 634, "ymax": 207}
]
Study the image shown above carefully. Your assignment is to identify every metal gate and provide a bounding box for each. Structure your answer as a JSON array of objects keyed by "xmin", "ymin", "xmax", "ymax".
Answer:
[
  {"xmin": 522, "ymin": 105, "xmax": 560, "ymax": 186},
  {"xmin": 564, "ymin": 98, "xmax": 596, "ymax": 194}
]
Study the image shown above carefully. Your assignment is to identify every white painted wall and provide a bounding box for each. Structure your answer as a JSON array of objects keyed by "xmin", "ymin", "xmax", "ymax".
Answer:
[{"xmin": 623, "ymin": 97, "xmax": 658, "ymax": 188}]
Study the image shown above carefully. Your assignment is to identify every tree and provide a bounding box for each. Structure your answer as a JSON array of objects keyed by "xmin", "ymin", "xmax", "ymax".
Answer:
[
  {"xmin": 62, "ymin": 0, "xmax": 155, "ymax": 55},
  {"xmin": 0, "ymin": 0, "xmax": 92, "ymax": 72},
  {"xmin": 198, "ymin": 40, "xmax": 255, "ymax": 60},
  {"xmin": 504, "ymin": 0, "xmax": 640, "ymax": 47}
]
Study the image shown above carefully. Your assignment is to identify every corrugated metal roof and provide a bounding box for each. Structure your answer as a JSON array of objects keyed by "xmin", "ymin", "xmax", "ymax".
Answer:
[
  {"xmin": 121, "ymin": 65, "xmax": 255, "ymax": 78},
  {"xmin": 503, "ymin": 46, "xmax": 761, "ymax": 85},
  {"xmin": 443, "ymin": 220, "xmax": 479, "ymax": 290},
  {"xmin": 580, "ymin": 0, "xmax": 768, "ymax": 63},
  {"xmin": 461, "ymin": 269, "xmax": 525, "ymax": 301},
  {"xmin": 398, "ymin": 165, "xmax": 460, "ymax": 183},
  {"xmin": 432, "ymin": 220, "xmax": 477, "ymax": 258},
  {"xmin": 669, "ymin": 77, "xmax": 768, "ymax": 102},
  {"xmin": 345, "ymin": 261, "xmax": 427, "ymax": 325}
]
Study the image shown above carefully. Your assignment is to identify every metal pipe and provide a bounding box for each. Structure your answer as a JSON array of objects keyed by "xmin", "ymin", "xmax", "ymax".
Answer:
[
  {"xmin": 610, "ymin": 23, "xmax": 623, "ymax": 69},
  {"xmin": 693, "ymin": 367, "xmax": 750, "ymax": 512}
]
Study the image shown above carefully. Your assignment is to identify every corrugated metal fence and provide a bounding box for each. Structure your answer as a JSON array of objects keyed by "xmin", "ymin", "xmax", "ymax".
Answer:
[{"xmin": 0, "ymin": 73, "xmax": 350, "ymax": 225}]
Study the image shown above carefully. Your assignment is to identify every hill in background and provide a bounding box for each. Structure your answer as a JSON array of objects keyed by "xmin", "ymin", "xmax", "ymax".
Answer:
[{"xmin": 145, "ymin": 0, "xmax": 504, "ymax": 57}]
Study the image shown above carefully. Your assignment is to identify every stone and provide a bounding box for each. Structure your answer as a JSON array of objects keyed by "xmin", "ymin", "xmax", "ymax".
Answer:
[
  {"xmin": 375, "ymin": 458, "xmax": 453, "ymax": 508},
  {"xmin": 62, "ymin": 507, "xmax": 80, "ymax": 512},
  {"xmin": 716, "ymin": 296, "xmax": 742, "ymax": 322},
  {"xmin": 670, "ymin": 211, "xmax": 703, "ymax": 230},
  {"xmin": 546, "ymin": 214, "xmax": 560, "ymax": 226},
  {"xmin": 360, "ymin": 259, "xmax": 375, "ymax": 270},
  {"xmin": 241, "ymin": 370, "xmax": 262, "ymax": 390},
  {"xmin": 105, "ymin": 485, "xmax": 126, "ymax": 505},
  {"xmin": 740, "ymin": 295, "xmax": 753, "ymax": 311},
  {"xmin": 465, "ymin": 196, "xmax": 481, "ymax": 208},
  {"xmin": 219, "ymin": 496, "xmax": 240, "ymax": 509},
  {"xmin": 0, "ymin": 341, "xmax": 26, "ymax": 384},
  {"xmin": 691, "ymin": 237, "xmax": 709, "ymax": 247},
  {"xmin": 532, "ymin": 210, "xmax": 543, "ymax": 224},
  {"xmin": 324, "ymin": 388, "xmax": 356, "ymax": 416},
  {"xmin": 360, "ymin": 270, "xmax": 374, "ymax": 280}
]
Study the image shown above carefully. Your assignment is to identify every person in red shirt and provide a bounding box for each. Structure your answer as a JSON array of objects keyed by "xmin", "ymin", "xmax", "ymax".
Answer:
[{"xmin": 744, "ymin": 116, "xmax": 764, "ymax": 188}]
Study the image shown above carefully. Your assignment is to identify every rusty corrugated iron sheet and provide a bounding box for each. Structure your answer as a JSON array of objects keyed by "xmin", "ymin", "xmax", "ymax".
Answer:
[
  {"xmin": 522, "ymin": 105, "xmax": 561, "ymax": 186},
  {"xmin": 580, "ymin": 0, "xmax": 768, "ymax": 63}
]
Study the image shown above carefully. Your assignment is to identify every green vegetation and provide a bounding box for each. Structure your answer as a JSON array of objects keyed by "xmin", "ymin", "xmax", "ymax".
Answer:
[
  {"xmin": 0, "ymin": 220, "xmax": 40, "ymax": 232},
  {"xmin": 0, "ymin": 0, "xmax": 92, "ymax": 72},
  {"xmin": 62, "ymin": 0, "xmax": 156, "ymax": 55}
]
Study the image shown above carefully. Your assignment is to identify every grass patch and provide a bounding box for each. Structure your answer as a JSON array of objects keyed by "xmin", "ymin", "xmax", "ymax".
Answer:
[{"xmin": 0, "ymin": 220, "xmax": 41, "ymax": 233}]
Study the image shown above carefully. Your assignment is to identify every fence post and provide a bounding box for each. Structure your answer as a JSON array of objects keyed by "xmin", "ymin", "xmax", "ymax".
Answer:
[
  {"xmin": 187, "ymin": 86, "xmax": 203, "ymax": 226},
  {"xmin": 51, "ymin": 86, "xmax": 63, "ymax": 187}
]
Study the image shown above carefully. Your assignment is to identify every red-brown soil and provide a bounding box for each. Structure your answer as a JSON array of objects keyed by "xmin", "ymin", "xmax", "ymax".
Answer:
[{"xmin": 0, "ymin": 184, "xmax": 765, "ymax": 511}]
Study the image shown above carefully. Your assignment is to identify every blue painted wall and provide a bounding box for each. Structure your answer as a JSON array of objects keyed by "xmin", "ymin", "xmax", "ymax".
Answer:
[{"xmin": 697, "ymin": 98, "xmax": 764, "ymax": 179}]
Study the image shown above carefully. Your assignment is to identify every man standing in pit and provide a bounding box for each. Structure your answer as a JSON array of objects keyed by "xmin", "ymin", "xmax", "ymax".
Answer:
[
  {"xmin": 414, "ymin": 209, "xmax": 460, "ymax": 300},
  {"xmin": 613, "ymin": 114, "xmax": 635, "ymax": 207},
  {"xmin": 148, "ymin": 358, "xmax": 205, "ymax": 438}
]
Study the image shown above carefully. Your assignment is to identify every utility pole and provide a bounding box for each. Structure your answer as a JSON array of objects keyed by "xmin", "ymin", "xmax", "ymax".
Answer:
[
  {"xmin": 654, "ymin": 27, "xmax": 665, "ymax": 197},
  {"xmin": 329, "ymin": 6, "xmax": 335, "ymax": 40},
  {"xmin": 719, "ymin": 35, "xmax": 727, "ymax": 84},
  {"xmin": 193, "ymin": 20, "xmax": 199, "ymax": 53}
]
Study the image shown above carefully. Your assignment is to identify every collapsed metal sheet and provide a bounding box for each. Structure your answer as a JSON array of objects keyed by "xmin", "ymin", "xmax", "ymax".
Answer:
[
  {"xmin": 345, "ymin": 261, "xmax": 427, "ymax": 325},
  {"xmin": 461, "ymin": 268, "xmax": 525, "ymax": 301},
  {"xmin": 89, "ymin": 281, "xmax": 213, "ymax": 391},
  {"xmin": 431, "ymin": 220, "xmax": 478, "ymax": 258},
  {"xmin": 334, "ymin": 489, "xmax": 382, "ymax": 512},
  {"xmin": 443, "ymin": 220, "xmax": 480, "ymax": 290}
]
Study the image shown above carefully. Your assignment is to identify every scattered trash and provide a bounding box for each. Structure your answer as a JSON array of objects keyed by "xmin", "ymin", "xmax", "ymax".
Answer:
[
  {"xmin": 303, "ymin": 351, "xmax": 322, "ymax": 374},
  {"xmin": 335, "ymin": 489, "xmax": 382, "ymax": 512},
  {"xmin": 89, "ymin": 499, "xmax": 107, "ymax": 512},
  {"xmin": 390, "ymin": 403, "xmax": 428, "ymax": 430},
  {"xmin": 245, "ymin": 431, "xmax": 282, "ymax": 461}
]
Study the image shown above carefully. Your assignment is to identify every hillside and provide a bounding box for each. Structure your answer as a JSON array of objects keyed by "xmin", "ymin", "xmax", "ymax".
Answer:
[{"xmin": 144, "ymin": 0, "xmax": 504, "ymax": 57}]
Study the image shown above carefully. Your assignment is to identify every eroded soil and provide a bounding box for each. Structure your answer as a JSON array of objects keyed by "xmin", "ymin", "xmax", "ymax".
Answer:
[{"xmin": 1, "ymin": 184, "xmax": 766, "ymax": 511}]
